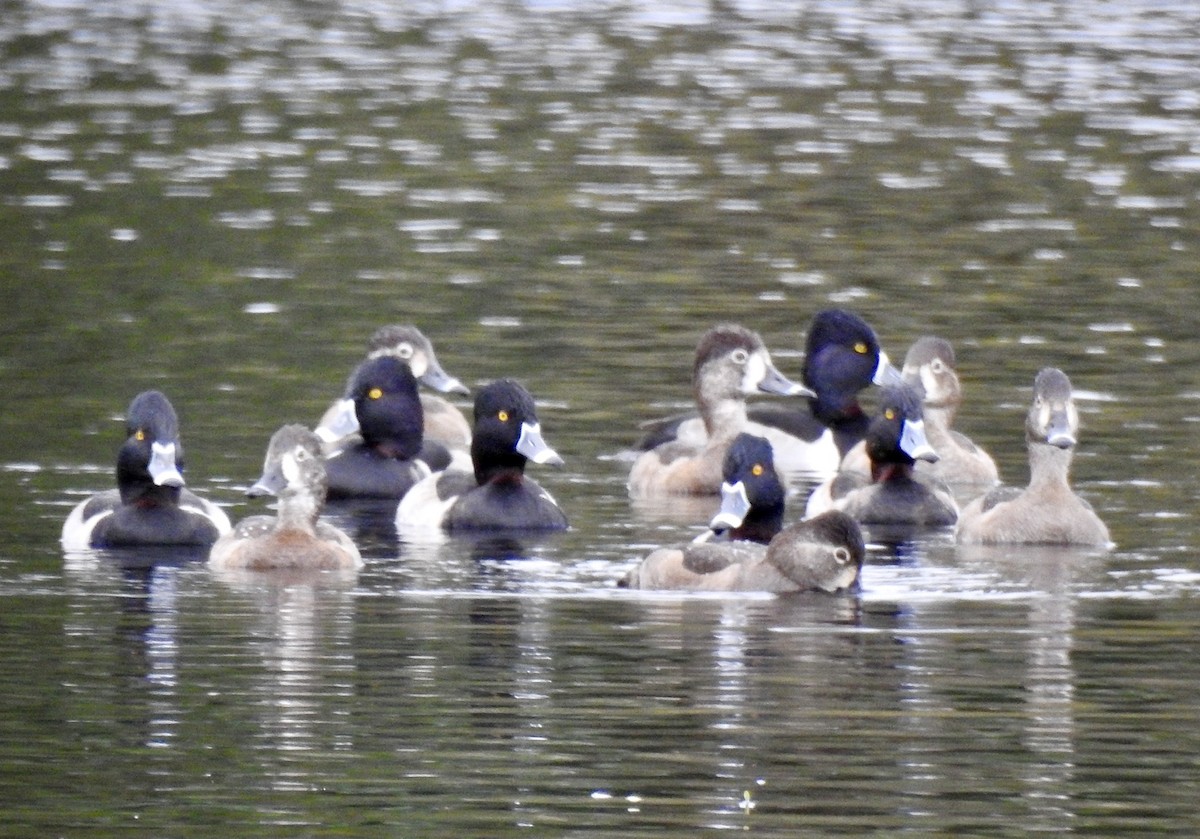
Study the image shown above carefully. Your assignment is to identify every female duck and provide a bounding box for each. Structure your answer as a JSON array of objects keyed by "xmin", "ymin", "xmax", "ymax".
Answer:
[
  {"xmin": 396, "ymin": 379, "xmax": 568, "ymax": 532},
  {"xmin": 637, "ymin": 309, "xmax": 901, "ymax": 482},
  {"xmin": 841, "ymin": 336, "xmax": 998, "ymax": 491},
  {"xmin": 956, "ymin": 368, "xmax": 1111, "ymax": 547},
  {"xmin": 317, "ymin": 324, "xmax": 471, "ymax": 454},
  {"xmin": 209, "ymin": 425, "xmax": 361, "ymax": 571},
  {"xmin": 628, "ymin": 323, "xmax": 811, "ymax": 497},
  {"xmin": 61, "ymin": 390, "xmax": 231, "ymax": 550},
  {"xmin": 323, "ymin": 356, "xmax": 443, "ymax": 499},
  {"xmin": 807, "ymin": 384, "xmax": 958, "ymax": 528}
]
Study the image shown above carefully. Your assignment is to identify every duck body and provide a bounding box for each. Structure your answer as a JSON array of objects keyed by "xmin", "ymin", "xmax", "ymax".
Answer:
[
  {"xmin": 809, "ymin": 384, "xmax": 958, "ymax": 528},
  {"xmin": 628, "ymin": 324, "xmax": 811, "ymax": 497},
  {"xmin": 62, "ymin": 391, "xmax": 230, "ymax": 550},
  {"xmin": 397, "ymin": 379, "xmax": 568, "ymax": 532},
  {"xmin": 210, "ymin": 425, "xmax": 361, "ymax": 571},
  {"xmin": 317, "ymin": 324, "xmax": 471, "ymax": 455},
  {"xmin": 635, "ymin": 309, "xmax": 899, "ymax": 482},
  {"xmin": 322, "ymin": 356, "xmax": 438, "ymax": 500},
  {"xmin": 956, "ymin": 368, "xmax": 1110, "ymax": 547}
]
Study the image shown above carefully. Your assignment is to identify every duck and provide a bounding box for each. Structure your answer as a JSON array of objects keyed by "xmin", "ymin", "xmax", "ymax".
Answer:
[
  {"xmin": 621, "ymin": 432, "xmax": 787, "ymax": 588},
  {"xmin": 316, "ymin": 324, "xmax": 471, "ymax": 454},
  {"xmin": 396, "ymin": 378, "xmax": 569, "ymax": 532},
  {"xmin": 956, "ymin": 367, "xmax": 1111, "ymax": 547},
  {"xmin": 61, "ymin": 390, "xmax": 231, "ymax": 550},
  {"xmin": 322, "ymin": 355, "xmax": 444, "ymax": 499},
  {"xmin": 636, "ymin": 309, "xmax": 901, "ymax": 482},
  {"xmin": 840, "ymin": 336, "xmax": 999, "ymax": 491},
  {"xmin": 806, "ymin": 384, "xmax": 958, "ymax": 528},
  {"xmin": 620, "ymin": 505, "xmax": 865, "ymax": 594},
  {"xmin": 208, "ymin": 424, "xmax": 362, "ymax": 571},
  {"xmin": 628, "ymin": 323, "xmax": 812, "ymax": 497}
]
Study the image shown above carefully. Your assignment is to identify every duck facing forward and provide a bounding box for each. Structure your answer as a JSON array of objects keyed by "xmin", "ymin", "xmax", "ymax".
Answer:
[
  {"xmin": 323, "ymin": 356, "xmax": 445, "ymax": 499},
  {"xmin": 396, "ymin": 379, "xmax": 568, "ymax": 532},
  {"xmin": 628, "ymin": 323, "xmax": 811, "ymax": 497},
  {"xmin": 956, "ymin": 367, "xmax": 1111, "ymax": 547},
  {"xmin": 807, "ymin": 384, "xmax": 958, "ymax": 528},
  {"xmin": 209, "ymin": 425, "xmax": 361, "ymax": 571},
  {"xmin": 61, "ymin": 390, "xmax": 231, "ymax": 550},
  {"xmin": 317, "ymin": 324, "xmax": 471, "ymax": 454}
]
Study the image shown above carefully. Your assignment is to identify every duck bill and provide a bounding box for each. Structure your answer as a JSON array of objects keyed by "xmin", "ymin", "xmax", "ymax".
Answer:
[
  {"xmin": 148, "ymin": 441, "xmax": 185, "ymax": 487},
  {"xmin": 757, "ymin": 362, "xmax": 816, "ymax": 398},
  {"xmin": 873, "ymin": 351, "xmax": 905, "ymax": 387},
  {"xmin": 710, "ymin": 480, "xmax": 751, "ymax": 531},
  {"xmin": 315, "ymin": 398, "xmax": 360, "ymax": 443},
  {"xmin": 247, "ymin": 463, "xmax": 287, "ymax": 498},
  {"xmin": 516, "ymin": 422, "xmax": 564, "ymax": 466},
  {"xmin": 899, "ymin": 419, "xmax": 938, "ymax": 462},
  {"xmin": 1046, "ymin": 408, "xmax": 1077, "ymax": 449},
  {"xmin": 420, "ymin": 364, "xmax": 470, "ymax": 395}
]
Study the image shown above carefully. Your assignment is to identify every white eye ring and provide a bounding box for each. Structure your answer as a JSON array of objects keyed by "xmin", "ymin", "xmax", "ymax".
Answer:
[
  {"xmin": 833, "ymin": 547, "xmax": 850, "ymax": 565},
  {"xmin": 731, "ymin": 348, "xmax": 749, "ymax": 365},
  {"xmin": 294, "ymin": 447, "xmax": 310, "ymax": 462},
  {"xmin": 930, "ymin": 359, "xmax": 946, "ymax": 374},
  {"xmin": 395, "ymin": 343, "xmax": 414, "ymax": 359}
]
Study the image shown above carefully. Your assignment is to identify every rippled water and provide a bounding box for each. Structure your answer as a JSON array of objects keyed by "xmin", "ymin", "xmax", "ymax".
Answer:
[{"xmin": 3, "ymin": 0, "xmax": 1200, "ymax": 835}]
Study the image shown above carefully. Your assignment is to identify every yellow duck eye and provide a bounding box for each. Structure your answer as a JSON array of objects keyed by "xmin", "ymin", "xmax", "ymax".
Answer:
[
  {"xmin": 884, "ymin": 408, "xmax": 896, "ymax": 420},
  {"xmin": 135, "ymin": 429, "xmax": 146, "ymax": 441},
  {"xmin": 751, "ymin": 464, "xmax": 764, "ymax": 477},
  {"xmin": 368, "ymin": 387, "xmax": 383, "ymax": 400},
  {"xmin": 854, "ymin": 342, "xmax": 868, "ymax": 354},
  {"xmin": 498, "ymin": 410, "xmax": 509, "ymax": 422}
]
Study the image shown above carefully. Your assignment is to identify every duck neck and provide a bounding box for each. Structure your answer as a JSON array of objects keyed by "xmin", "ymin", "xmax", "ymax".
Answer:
[
  {"xmin": 920, "ymin": 404, "xmax": 955, "ymax": 449},
  {"xmin": 274, "ymin": 488, "xmax": 320, "ymax": 533},
  {"xmin": 1026, "ymin": 441, "xmax": 1073, "ymax": 494},
  {"xmin": 730, "ymin": 505, "xmax": 784, "ymax": 545},
  {"xmin": 871, "ymin": 459, "xmax": 916, "ymax": 485},
  {"xmin": 698, "ymin": 391, "xmax": 747, "ymax": 442}
]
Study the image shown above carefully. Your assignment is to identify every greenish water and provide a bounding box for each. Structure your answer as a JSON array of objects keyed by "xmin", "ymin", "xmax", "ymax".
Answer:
[{"xmin": 3, "ymin": 0, "xmax": 1200, "ymax": 835}]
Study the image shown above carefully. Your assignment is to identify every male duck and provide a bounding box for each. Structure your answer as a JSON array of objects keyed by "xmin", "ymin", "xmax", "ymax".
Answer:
[
  {"xmin": 806, "ymin": 384, "xmax": 958, "ymax": 528},
  {"xmin": 956, "ymin": 367, "xmax": 1111, "ymax": 546},
  {"xmin": 61, "ymin": 390, "xmax": 231, "ymax": 550},
  {"xmin": 209, "ymin": 424, "xmax": 361, "ymax": 571},
  {"xmin": 628, "ymin": 323, "xmax": 812, "ymax": 497},
  {"xmin": 317, "ymin": 324, "xmax": 471, "ymax": 454},
  {"xmin": 637, "ymin": 309, "xmax": 901, "ymax": 482},
  {"xmin": 396, "ymin": 378, "xmax": 568, "ymax": 532},
  {"xmin": 323, "ymin": 356, "xmax": 445, "ymax": 499},
  {"xmin": 841, "ymin": 336, "xmax": 998, "ymax": 491},
  {"xmin": 621, "ymin": 432, "xmax": 786, "ymax": 588}
]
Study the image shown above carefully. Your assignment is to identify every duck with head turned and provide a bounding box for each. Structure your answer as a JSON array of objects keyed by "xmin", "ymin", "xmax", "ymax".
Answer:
[
  {"xmin": 397, "ymin": 378, "xmax": 568, "ymax": 532},
  {"xmin": 322, "ymin": 355, "xmax": 444, "ymax": 499},
  {"xmin": 956, "ymin": 367, "xmax": 1111, "ymax": 547},
  {"xmin": 807, "ymin": 384, "xmax": 958, "ymax": 528},
  {"xmin": 61, "ymin": 390, "xmax": 231, "ymax": 550},
  {"xmin": 209, "ymin": 424, "xmax": 362, "ymax": 571},
  {"xmin": 317, "ymin": 324, "xmax": 471, "ymax": 455},
  {"xmin": 628, "ymin": 323, "xmax": 812, "ymax": 498}
]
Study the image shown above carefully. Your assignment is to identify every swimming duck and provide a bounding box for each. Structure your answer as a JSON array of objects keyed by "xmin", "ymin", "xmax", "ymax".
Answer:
[
  {"xmin": 323, "ymin": 356, "xmax": 443, "ymax": 499},
  {"xmin": 628, "ymin": 323, "xmax": 812, "ymax": 497},
  {"xmin": 396, "ymin": 378, "xmax": 568, "ymax": 532},
  {"xmin": 807, "ymin": 384, "xmax": 958, "ymax": 527},
  {"xmin": 317, "ymin": 324, "xmax": 471, "ymax": 454},
  {"xmin": 620, "ymin": 509, "xmax": 865, "ymax": 594},
  {"xmin": 956, "ymin": 368, "xmax": 1111, "ymax": 546},
  {"xmin": 636, "ymin": 309, "xmax": 901, "ymax": 482},
  {"xmin": 621, "ymin": 432, "xmax": 786, "ymax": 587},
  {"xmin": 61, "ymin": 390, "xmax": 231, "ymax": 550},
  {"xmin": 208, "ymin": 425, "xmax": 361, "ymax": 571},
  {"xmin": 840, "ymin": 336, "xmax": 999, "ymax": 491}
]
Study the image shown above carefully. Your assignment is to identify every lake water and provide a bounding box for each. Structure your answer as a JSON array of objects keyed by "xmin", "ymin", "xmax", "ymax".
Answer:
[{"xmin": 3, "ymin": 0, "xmax": 1200, "ymax": 834}]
